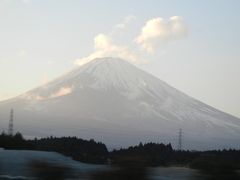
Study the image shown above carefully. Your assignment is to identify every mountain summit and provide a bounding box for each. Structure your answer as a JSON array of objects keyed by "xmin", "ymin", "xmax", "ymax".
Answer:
[{"xmin": 0, "ymin": 57, "xmax": 240, "ymax": 149}]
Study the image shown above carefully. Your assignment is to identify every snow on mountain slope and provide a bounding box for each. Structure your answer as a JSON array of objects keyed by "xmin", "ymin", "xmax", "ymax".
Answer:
[{"xmin": 0, "ymin": 57, "xmax": 240, "ymax": 150}]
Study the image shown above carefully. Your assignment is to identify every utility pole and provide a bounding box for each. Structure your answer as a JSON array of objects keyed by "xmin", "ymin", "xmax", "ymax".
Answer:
[
  {"xmin": 8, "ymin": 109, "xmax": 14, "ymax": 136},
  {"xmin": 178, "ymin": 128, "xmax": 182, "ymax": 151}
]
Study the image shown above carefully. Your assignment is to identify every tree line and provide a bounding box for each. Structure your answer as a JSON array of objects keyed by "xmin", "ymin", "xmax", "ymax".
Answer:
[
  {"xmin": 1, "ymin": 131, "xmax": 240, "ymax": 175},
  {"xmin": 0, "ymin": 132, "xmax": 108, "ymax": 164}
]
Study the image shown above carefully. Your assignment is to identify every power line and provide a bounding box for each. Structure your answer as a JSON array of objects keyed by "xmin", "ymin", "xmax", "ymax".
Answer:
[
  {"xmin": 178, "ymin": 128, "xmax": 183, "ymax": 151},
  {"xmin": 8, "ymin": 109, "xmax": 14, "ymax": 136}
]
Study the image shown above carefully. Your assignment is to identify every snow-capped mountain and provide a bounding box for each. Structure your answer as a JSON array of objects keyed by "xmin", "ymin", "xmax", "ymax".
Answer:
[{"xmin": 0, "ymin": 57, "xmax": 240, "ymax": 150}]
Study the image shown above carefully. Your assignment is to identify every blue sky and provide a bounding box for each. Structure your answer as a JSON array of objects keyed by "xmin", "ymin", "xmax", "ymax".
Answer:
[{"xmin": 0, "ymin": 0, "xmax": 240, "ymax": 117}]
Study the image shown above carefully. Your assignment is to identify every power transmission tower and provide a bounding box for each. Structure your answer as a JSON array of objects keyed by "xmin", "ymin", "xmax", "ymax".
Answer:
[
  {"xmin": 8, "ymin": 109, "xmax": 14, "ymax": 136},
  {"xmin": 178, "ymin": 128, "xmax": 183, "ymax": 151}
]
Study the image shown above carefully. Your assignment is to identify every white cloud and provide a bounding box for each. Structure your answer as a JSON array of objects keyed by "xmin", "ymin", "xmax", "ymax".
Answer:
[
  {"xmin": 74, "ymin": 33, "xmax": 140, "ymax": 66},
  {"xmin": 74, "ymin": 15, "xmax": 187, "ymax": 66},
  {"xmin": 23, "ymin": 86, "xmax": 74, "ymax": 101},
  {"xmin": 50, "ymin": 86, "xmax": 73, "ymax": 98},
  {"xmin": 94, "ymin": 33, "xmax": 112, "ymax": 49},
  {"xmin": 136, "ymin": 16, "xmax": 188, "ymax": 53},
  {"xmin": 115, "ymin": 15, "xmax": 136, "ymax": 30},
  {"xmin": 74, "ymin": 15, "xmax": 142, "ymax": 66}
]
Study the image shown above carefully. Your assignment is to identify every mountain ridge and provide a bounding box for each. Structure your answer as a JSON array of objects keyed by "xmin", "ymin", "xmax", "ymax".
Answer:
[{"xmin": 0, "ymin": 57, "xmax": 239, "ymax": 150}]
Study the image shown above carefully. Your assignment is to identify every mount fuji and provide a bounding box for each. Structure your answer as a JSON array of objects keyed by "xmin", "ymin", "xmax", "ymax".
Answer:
[{"xmin": 0, "ymin": 57, "xmax": 240, "ymax": 150}]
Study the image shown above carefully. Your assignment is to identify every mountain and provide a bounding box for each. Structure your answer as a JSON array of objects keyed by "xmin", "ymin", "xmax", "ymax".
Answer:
[{"xmin": 0, "ymin": 57, "xmax": 240, "ymax": 150}]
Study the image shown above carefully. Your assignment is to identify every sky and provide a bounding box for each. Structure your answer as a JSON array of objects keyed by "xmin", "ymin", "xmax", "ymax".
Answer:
[{"xmin": 0, "ymin": 0, "xmax": 240, "ymax": 117}]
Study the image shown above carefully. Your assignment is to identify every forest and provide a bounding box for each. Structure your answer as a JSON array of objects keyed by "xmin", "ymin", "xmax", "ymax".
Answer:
[
  {"xmin": 0, "ymin": 131, "xmax": 240, "ymax": 175},
  {"xmin": 0, "ymin": 132, "xmax": 108, "ymax": 164}
]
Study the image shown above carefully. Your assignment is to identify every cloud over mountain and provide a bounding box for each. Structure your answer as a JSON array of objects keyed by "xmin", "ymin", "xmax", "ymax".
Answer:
[
  {"xmin": 136, "ymin": 16, "xmax": 188, "ymax": 53},
  {"xmin": 74, "ymin": 33, "xmax": 139, "ymax": 66},
  {"xmin": 74, "ymin": 16, "xmax": 188, "ymax": 66}
]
